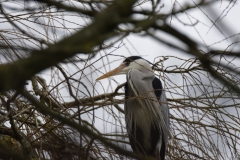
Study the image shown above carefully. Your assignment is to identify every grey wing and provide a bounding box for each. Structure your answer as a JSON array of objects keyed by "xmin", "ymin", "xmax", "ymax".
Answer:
[
  {"xmin": 127, "ymin": 69, "xmax": 169, "ymax": 134},
  {"xmin": 152, "ymin": 77, "xmax": 170, "ymax": 133},
  {"xmin": 125, "ymin": 69, "xmax": 169, "ymax": 150}
]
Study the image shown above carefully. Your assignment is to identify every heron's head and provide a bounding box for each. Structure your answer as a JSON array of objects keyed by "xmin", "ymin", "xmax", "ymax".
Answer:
[{"xmin": 96, "ymin": 56, "xmax": 152, "ymax": 80}]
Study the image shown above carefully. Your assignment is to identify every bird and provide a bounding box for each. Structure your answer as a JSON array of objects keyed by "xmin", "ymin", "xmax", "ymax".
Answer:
[{"xmin": 96, "ymin": 56, "xmax": 169, "ymax": 160}]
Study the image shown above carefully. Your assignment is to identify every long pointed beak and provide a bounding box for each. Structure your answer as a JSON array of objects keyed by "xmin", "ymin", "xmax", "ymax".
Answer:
[{"xmin": 96, "ymin": 64, "xmax": 126, "ymax": 80}]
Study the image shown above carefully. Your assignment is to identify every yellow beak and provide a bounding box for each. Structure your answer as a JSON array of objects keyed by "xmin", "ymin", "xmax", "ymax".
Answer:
[{"xmin": 96, "ymin": 64, "xmax": 126, "ymax": 80}]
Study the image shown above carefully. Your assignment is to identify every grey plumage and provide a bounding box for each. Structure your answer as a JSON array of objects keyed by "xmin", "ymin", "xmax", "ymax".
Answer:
[{"xmin": 97, "ymin": 56, "xmax": 169, "ymax": 160}]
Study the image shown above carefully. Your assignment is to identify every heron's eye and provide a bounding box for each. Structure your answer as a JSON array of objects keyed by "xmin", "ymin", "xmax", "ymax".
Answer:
[{"xmin": 125, "ymin": 61, "xmax": 130, "ymax": 66}]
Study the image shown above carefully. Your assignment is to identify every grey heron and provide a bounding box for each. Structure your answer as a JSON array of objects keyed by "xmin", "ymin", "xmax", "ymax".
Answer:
[{"xmin": 97, "ymin": 56, "xmax": 169, "ymax": 160}]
